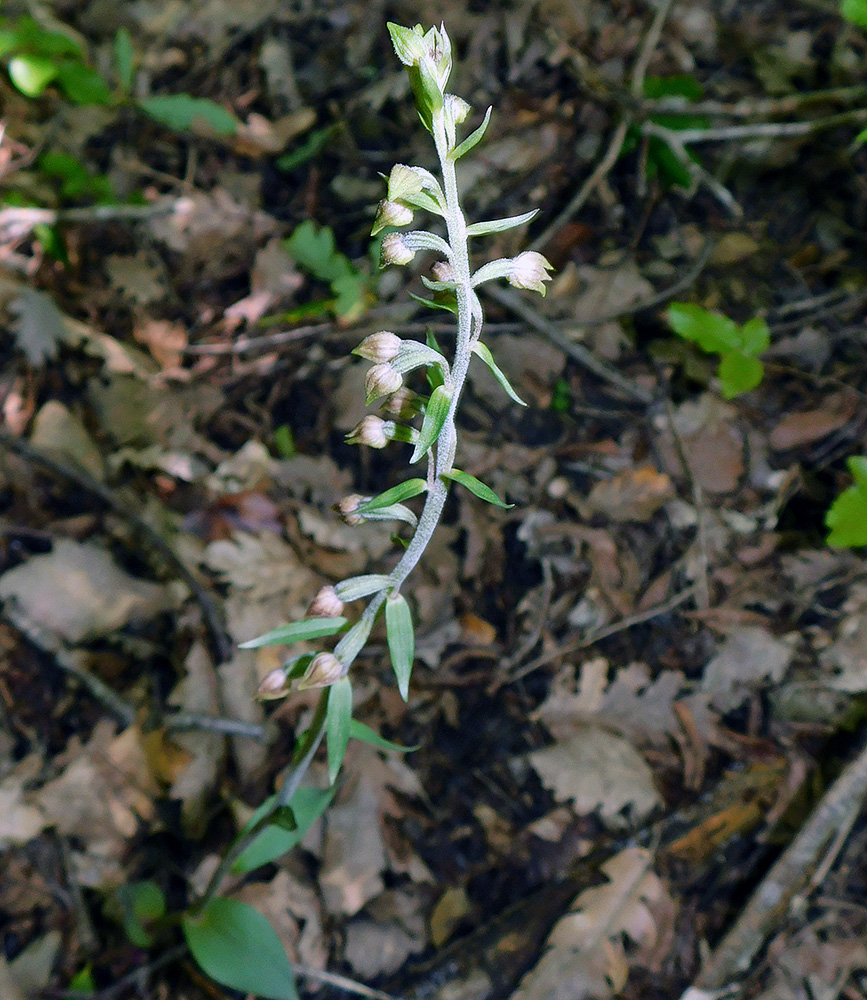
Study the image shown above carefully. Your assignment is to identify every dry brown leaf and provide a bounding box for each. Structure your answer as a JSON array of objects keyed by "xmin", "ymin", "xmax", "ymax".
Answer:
[
  {"xmin": 511, "ymin": 848, "xmax": 674, "ymax": 1000},
  {"xmin": 769, "ymin": 393, "xmax": 856, "ymax": 450},
  {"xmin": 134, "ymin": 318, "xmax": 187, "ymax": 370},
  {"xmin": 700, "ymin": 627, "xmax": 797, "ymax": 711},
  {"xmin": 584, "ymin": 466, "xmax": 675, "ymax": 523},
  {"xmin": 30, "ymin": 400, "xmax": 104, "ymax": 481}
]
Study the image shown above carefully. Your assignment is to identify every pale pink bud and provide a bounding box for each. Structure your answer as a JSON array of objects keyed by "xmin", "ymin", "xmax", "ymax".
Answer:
[
  {"xmin": 346, "ymin": 414, "xmax": 393, "ymax": 449},
  {"xmin": 372, "ymin": 199, "xmax": 414, "ymax": 236},
  {"xmin": 431, "ymin": 261, "xmax": 455, "ymax": 283},
  {"xmin": 337, "ymin": 494, "xmax": 367, "ymax": 526},
  {"xmin": 307, "ymin": 585, "xmax": 345, "ymax": 617},
  {"xmin": 365, "ymin": 363, "xmax": 403, "ymax": 403},
  {"xmin": 354, "ymin": 331, "xmax": 402, "ymax": 363},
  {"xmin": 381, "ymin": 233, "xmax": 415, "ymax": 266},
  {"xmin": 298, "ymin": 652, "xmax": 343, "ymax": 690},
  {"xmin": 257, "ymin": 668, "xmax": 290, "ymax": 700},
  {"xmin": 508, "ymin": 251, "xmax": 554, "ymax": 296},
  {"xmin": 446, "ymin": 94, "xmax": 471, "ymax": 123}
]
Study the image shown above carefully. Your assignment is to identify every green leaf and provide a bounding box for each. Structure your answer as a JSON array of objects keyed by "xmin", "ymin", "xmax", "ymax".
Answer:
[
  {"xmin": 55, "ymin": 61, "xmax": 112, "ymax": 104},
  {"xmin": 238, "ymin": 617, "xmax": 348, "ymax": 649},
  {"xmin": 442, "ymin": 469, "xmax": 513, "ymax": 508},
  {"xmin": 115, "ymin": 881, "xmax": 166, "ymax": 947},
  {"xmin": 356, "ymin": 478, "xmax": 427, "ymax": 513},
  {"xmin": 826, "ymin": 456, "xmax": 867, "ymax": 547},
  {"xmin": 843, "ymin": 0, "xmax": 867, "ymax": 28},
  {"xmin": 739, "ymin": 316, "xmax": 771, "ymax": 356},
  {"xmin": 349, "ymin": 719, "xmax": 419, "ymax": 752},
  {"xmin": 286, "ymin": 220, "xmax": 340, "ymax": 280},
  {"xmin": 8, "ymin": 54, "xmax": 58, "ymax": 96},
  {"xmin": 386, "ymin": 593, "xmax": 415, "ymax": 700},
  {"xmin": 326, "ymin": 676, "xmax": 353, "ymax": 784},
  {"xmin": 277, "ymin": 126, "xmax": 335, "ymax": 171},
  {"xmin": 450, "ymin": 105, "xmax": 492, "ymax": 160},
  {"xmin": 233, "ymin": 786, "xmax": 336, "ymax": 873},
  {"xmin": 411, "ymin": 383, "xmax": 452, "ymax": 462},
  {"xmin": 139, "ymin": 94, "xmax": 238, "ymax": 134},
  {"xmin": 667, "ymin": 303, "xmax": 741, "ymax": 354},
  {"xmin": 471, "ymin": 341, "xmax": 527, "ymax": 405},
  {"xmin": 114, "ymin": 27, "xmax": 134, "ymax": 92},
  {"xmin": 718, "ymin": 353, "xmax": 764, "ymax": 398},
  {"xmin": 183, "ymin": 897, "xmax": 298, "ymax": 1000},
  {"xmin": 358, "ymin": 502, "xmax": 418, "ymax": 527},
  {"xmin": 465, "ymin": 209, "xmax": 539, "ymax": 237},
  {"xmin": 643, "ymin": 73, "xmax": 704, "ymax": 100}
]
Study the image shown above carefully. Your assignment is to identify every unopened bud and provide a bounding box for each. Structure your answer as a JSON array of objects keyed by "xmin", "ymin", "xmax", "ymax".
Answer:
[
  {"xmin": 431, "ymin": 261, "xmax": 455, "ymax": 283},
  {"xmin": 307, "ymin": 585, "xmax": 345, "ymax": 618},
  {"xmin": 446, "ymin": 94, "xmax": 471, "ymax": 123},
  {"xmin": 337, "ymin": 494, "xmax": 367, "ymax": 526},
  {"xmin": 365, "ymin": 363, "xmax": 403, "ymax": 403},
  {"xmin": 346, "ymin": 414, "xmax": 394, "ymax": 449},
  {"xmin": 257, "ymin": 668, "xmax": 290, "ymax": 700},
  {"xmin": 354, "ymin": 331, "xmax": 402, "ymax": 363},
  {"xmin": 298, "ymin": 652, "xmax": 343, "ymax": 690},
  {"xmin": 508, "ymin": 251, "xmax": 554, "ymax": 296},
  {"xmin": 381, "ymin": 233, "xmax": 415, "ymax": 266},
  {"xmin": 372, "ymin": 199, "xmax": 414, "ymax": 236},
  {"xmin": 380, "ymin": 386, "xmax": 423, "ymax": 419}
]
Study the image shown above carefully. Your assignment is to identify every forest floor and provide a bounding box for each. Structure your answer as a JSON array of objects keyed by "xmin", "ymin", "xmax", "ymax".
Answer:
[{"xmin": 2, "ymin": 1, "xmax": 867, "ymax": 999}]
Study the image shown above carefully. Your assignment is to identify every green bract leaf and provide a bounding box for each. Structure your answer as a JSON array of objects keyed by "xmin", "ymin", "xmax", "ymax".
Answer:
[
  {"xmin": 387, "ymin": 22, "xmax": 427, "ymax": 67},
  {"xmin": 359, "ymin": 502, "xmax": 418, "ymax": 527},
  {"xmin": 409, "ymin": 290, "xmax": 459, "ymax": 315},
  {"xmin": 386, "ymin": 593, "xmax": 415, "ymax": 700},
  {"xmin": 392, "ymin": 341, "xmax": 449, "ymax": 376},
  {"xmin": 327, "ymin": 677, "xmax": 353, "ymax": 784},
  {"xmin": 238, "ymin": 617, "xmax": 348, "ymax": 649},
  {"xmin": 349, "ymin": 719, "xmax": 419, "ymax": 752},
  {"xmin": 471, "ymin": 341, "xmax": 527, "ymax": 405},
  {"xmin": 411, "ymin": 383, "xmax": 453, "ymax": 462},
  {"xmin": 232, "ymin": 786, "xmax": 336, "ymax": 873},
  {"xmin": 465, "ymin": 209, "xmax": 539, "ymax": 237},
  {"xmin": 449, "ymin": 105, "xmax": 492, "ymax": 160},
  {"xmin": 183, "ymin": 898, "xmax": 298, "ymax": 1000},
  {"xmin": 334, "ymin": 575, "xmax": 392, "ymax": 601},
  {"xmin": 334, "ymin": 617, "xmax": 374, "ymax": 664},
  {"xmin": 8, "ymin": 54, "xmax": 58, "ymax": 96},
  {"xmin": 443, "ymin": 469, "xmax": 513, "ymax": 508},
  {"xmin": 826, "ymin": 456, "xmax": 867, "ymax": 547},
  {"xmin": 356, "ymin": 478, "xmax": 428, "ymax": 512}
]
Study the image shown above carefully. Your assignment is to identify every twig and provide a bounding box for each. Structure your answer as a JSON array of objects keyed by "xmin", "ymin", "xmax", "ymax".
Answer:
[
  {"xmin": 0, "ymin": 429, "xmax": 233, "ymax": 664},
  {"xmin": 645, "ymin": 109, "xmax": 867, "ymax": 146},
  {"xmin": 0, "ymin": 199, "xmax": 189, "ymax": 243},
  {"xmin": 55, "ymin": 945, "xmax": 188, "ymax": 1000},
  {"xmin": 166, "ymin": 711, "xmax": 266, "ymax": 739},
  {"xmin": 482, "ymin": 283, "xmax": 652, "ymax": 403},
  {"xmin": 53, "ymin": 832, "xmax": 98, "ymax": 954},
  {"xmin": 683, "ymin": 731, "xmax": 867, "ymax": 995},
  {"xmin": 646, "ymin": 83, "xmax": 867, "ymax": 119},
  {"xmin": 294, "ymin": 964, "xmax": 408, "ymax": 1000}
]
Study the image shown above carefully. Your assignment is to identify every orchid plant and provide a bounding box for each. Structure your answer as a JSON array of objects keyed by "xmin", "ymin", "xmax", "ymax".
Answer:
[{"xmin": 244, "ymin": 21, "xmax": 552, "ymax": 791}]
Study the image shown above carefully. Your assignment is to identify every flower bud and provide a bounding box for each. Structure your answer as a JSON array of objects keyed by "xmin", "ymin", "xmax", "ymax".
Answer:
[
  {"xmin": 298, "ymin": 652, "xmax": 343, "ymax": 690},
  {"xmin": 365, "ymin": 363, "xmax": 403, "ymax": 403},
  {"xmin": 431, "ymin": 261, "xmax": 455, "ymax": 283},
  {"xmin": 337, "ymin": 494, "xmax": 367, "ymax": 526},
  {"xmin": 353, "ymin": 331, "xmax": 402, "ymax": 363},
  {"xmin": 257, "ymin": 668, "xmax": 290, "ymax": 700},
  {"xmin": 446, "ymin": 94, "xmax": 471, "ymax": 124},
  {"xmin": 380, "ymin": 386, "xmax": 423, "ymax": 419},
  {"xmin": 346, "ymin": 414, "xmax": 394, "ymax": 449},
  {"xmin": 372, "ymin": 199, "xmax": 414, "ymax": 236},
  {"xmin": 381, "ymin": 233, "xmax": 415, "ymax": 266},
  {"xmin": 307, "ymin": 585, "xmax": 345, "ymax": 618},
  {"xmin": 508, "ymin": 251, "xmax": 554, "ymax": 297}
]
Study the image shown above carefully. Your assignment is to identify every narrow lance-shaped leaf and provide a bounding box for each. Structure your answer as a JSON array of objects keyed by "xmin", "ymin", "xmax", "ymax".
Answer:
[
  {"xmin": 239, "ymin": 617, "xmax": 348, "ymax": 649},
  {"xmin": 411, "ymin": 384, "xmax": 453, "ymax": 463},
  {"xmin": 386, "ymin": 592, "xmax": 415, "ymax": 701},
  {"xmin": 182, "ymin": 897, "xmax": 298, "ymax": 1000},
  {"xmin": 349, "ymin": 719, "xmax": 419, "ymax": 753},
  {"xmin": 360, "ymin": 503, "xmax": 418, "ymax": 527},
  {"xmin": 333, "ymin": 617, "xmax": 374, "ymax": 664},
  {"xmin": 471, "ymin": 341, "xmax": 526, "ymax": 406},
  {"xmin": 232, "ymin": 786, "xmax": 336, "ymax": 873},
  {"xmin": 356, "ymin": 478, "xmax": 427, "ymax": 513},
  {"xmin": 466, "ymin": 209, "xmax": 539, "ymax": 238},
  {"xmin": 449, "ymin": 106, "xmax": 492, "ymax": 160},
  {"xmin": 326, "ymin": 677, "xmax": 353, "ymax": 784},
  {"xmin": 442, "ymin": 469, "xmax": 513, "ymax": 508},
  {"xmin": 334, "ymin": 575, "xmax": 392, "ymax": 601},
  {"xmin": 826, "ymin": 456, "xmax": 867, "ymax": 548}
]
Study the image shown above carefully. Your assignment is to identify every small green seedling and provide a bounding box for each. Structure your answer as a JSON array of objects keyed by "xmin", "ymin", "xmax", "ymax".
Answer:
[
  {"xmin": 666, "ymin": 302, "xmax": 769, "ymax": 398},
  {"xmin": 284, "ymin": 220, "xmax": 371, "ymax": 320},
  {"xmin": 826, "ymin": 456, "xmax": 867, "ymax": 547}
]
